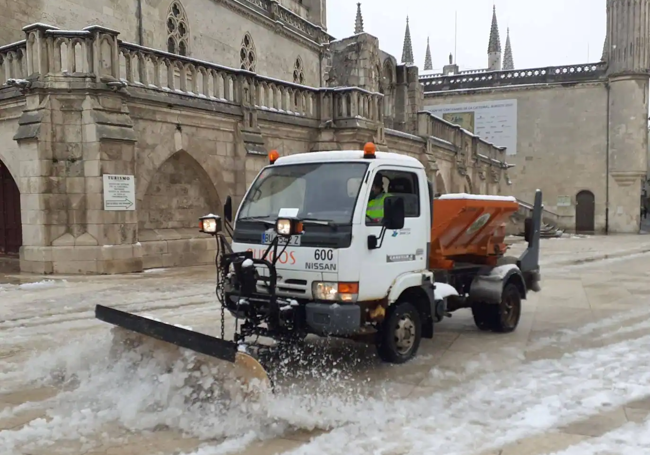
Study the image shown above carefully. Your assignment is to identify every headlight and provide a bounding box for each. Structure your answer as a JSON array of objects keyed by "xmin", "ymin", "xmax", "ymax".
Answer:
[
  {"xmin": 275, "ymin": 218, "xmax": 304, "ymax": 237},
  {"xmin": 199, "ymin": 214, "xmax": 221, "ymax": 235},
  {"xmin": 202, "ymin": 218, "xmax": 218, "ymax": 233},
  {"xmin": 276, "ymin": 219, "xmax": 292, "ymax": 236},
  {"xmin": 312, "ymin": 282, "xmax": 359, "ymax": 303}
]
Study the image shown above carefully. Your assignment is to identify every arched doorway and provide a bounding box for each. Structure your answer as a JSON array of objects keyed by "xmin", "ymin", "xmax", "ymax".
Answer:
[
  {"xmin": 575, "ymin": 190, "xmax": 595, "ymax": 233},
  {"xmin": 0, "ymin": 160, "xmax": 22, "ymax": 255}
]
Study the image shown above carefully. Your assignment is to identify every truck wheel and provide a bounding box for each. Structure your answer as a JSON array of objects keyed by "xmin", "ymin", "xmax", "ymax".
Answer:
[
  {"xmin": 471, "ymin": 283, "xmax": 522, "ymax": 332},
  {"xmin": 492, "ymin": 282, "xmax": 522, "ymax": 333},
  {"xmin": 471, "ymin": 303, "xmax": 496, "ymax": 331},
  {"xmin": 376, "ymin": 301, "xmax": 422, "ymax": 364}
]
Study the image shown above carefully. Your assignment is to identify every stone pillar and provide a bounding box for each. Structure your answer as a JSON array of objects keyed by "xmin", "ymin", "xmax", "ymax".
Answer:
[
  {"xmin": 605, "ymin": 0, "xmax": 650, "ymax": 233},
  {"xmin": 327, "ymin": 33, "xmax": 381, "ymax": 93},
  {"xmin": 16, "ymin": 23, "xmax": 142, "ymax": 274}
]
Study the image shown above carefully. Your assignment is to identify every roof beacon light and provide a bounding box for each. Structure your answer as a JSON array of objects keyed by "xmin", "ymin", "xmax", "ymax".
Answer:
[
  {"xmin": 269, "ymin": 150, "xmax": 279, "ymax": 164},
  {"xmin": 363, "ymin": 142, "xmax": 376, "ymax": 159}
]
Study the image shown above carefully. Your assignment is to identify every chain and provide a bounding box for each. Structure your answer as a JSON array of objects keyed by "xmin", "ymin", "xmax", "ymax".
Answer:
[
  {"xmin": 215, "ymin": 234, "xmax": 226, "ymax": 340},
  {"xmin": 220, "ymin": 302, "xmax": 225, "ymax": 340}
]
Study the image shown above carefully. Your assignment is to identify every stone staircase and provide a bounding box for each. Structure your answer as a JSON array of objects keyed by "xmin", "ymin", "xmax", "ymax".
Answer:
[{"xmin": 506, "ymin": 198, "xmax": 565, "ymax": 238}]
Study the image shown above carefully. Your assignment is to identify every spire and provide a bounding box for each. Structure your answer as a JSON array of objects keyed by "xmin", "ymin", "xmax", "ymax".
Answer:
[
  {"xmin": 424, "ymin": 37, "xmax": 433, "ymax": 70},
  {"xmin": 503, "ymin": 27, "xmax": 514, "ymax": 70},
  {"xmin": 354, "ymin": 3, "xmax": 364, "ymax": 34},
  {"xmin": 488, "ymin": 5, "xmax": 501, "ymax": 54},
  {"xmin": 601, "ymin": 32, "xmax": 608, "ymax": 62},
  {"xmin": 401, "ymin": 16, "xmax": 414, "ymax": 64}
]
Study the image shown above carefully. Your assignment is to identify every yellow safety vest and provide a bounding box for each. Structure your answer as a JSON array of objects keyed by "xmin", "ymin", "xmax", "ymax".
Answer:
[{"xmin": 367, "ymin": 193, "xmax": 389, "ymax": 221}]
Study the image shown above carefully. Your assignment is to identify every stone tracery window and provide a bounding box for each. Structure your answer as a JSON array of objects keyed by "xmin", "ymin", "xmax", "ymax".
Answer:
[
  {"xmin": 240, "ymin": 33, "xmax": 256, "ymax": 72},
  {"xmin": 293, "ymin": 57, "xmax": 304, "ymax": 84},
  {"xmin": 167, "ymin": 1, "xmax": 190, "ymax": 56}
]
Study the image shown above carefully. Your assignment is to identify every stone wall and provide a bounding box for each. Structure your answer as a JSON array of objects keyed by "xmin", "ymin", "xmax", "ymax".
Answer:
[
  {"xmin": 0, "ymin": 23, "xmax": 510, "ymax": 275},
  {"xmin": 0, "ymin": 0, "xmax": 325, "ymax": 85},
  {"xmin": 423, "ymin": 82, "xmax": 608, "ymax": 233}
]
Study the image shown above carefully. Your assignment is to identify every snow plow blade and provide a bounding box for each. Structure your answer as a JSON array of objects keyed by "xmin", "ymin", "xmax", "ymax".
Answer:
[{"xmin": 94, "ymin": 304, "xmax": 271, "ymax": 403}]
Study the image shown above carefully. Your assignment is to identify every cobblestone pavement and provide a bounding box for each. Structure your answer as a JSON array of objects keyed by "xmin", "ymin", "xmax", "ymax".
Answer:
[{"xmin": 1, "ymin": 234, "xmax": 650, "ymax": 455}]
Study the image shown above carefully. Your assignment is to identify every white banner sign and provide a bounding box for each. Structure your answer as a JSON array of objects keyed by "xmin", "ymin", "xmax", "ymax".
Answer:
[
  {"xmin": 103, "ymin": 174, "xmax": 136, "ymax": 211},
  {"xmin": 424, "ymin": 99, "xmax": 518, "ymax": 155}
]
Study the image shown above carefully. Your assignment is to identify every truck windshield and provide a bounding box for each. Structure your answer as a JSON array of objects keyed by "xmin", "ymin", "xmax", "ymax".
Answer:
[{"xmin": 238, "ymin": 162, "xmax": 369, "ymax": 225}]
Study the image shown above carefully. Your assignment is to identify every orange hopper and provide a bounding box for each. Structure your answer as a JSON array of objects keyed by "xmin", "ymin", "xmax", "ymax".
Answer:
[{"xmin": 429, "ymin": 194, "xmax": 519, "ymax": 270}]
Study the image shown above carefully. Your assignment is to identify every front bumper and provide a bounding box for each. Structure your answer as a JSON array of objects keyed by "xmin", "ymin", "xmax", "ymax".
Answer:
[
  {"xmin": 224, "ymin": 291, "xmax": 362, "ymax": 336},
  {"xmin": 305, "ymin": 303, "xmax": 361, "ymax": 336}
]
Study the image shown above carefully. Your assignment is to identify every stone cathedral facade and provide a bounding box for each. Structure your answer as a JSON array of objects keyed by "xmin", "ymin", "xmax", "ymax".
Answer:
[{"xmin": 0, "ymin": 0, "xmax": 645, "ymax": 275}]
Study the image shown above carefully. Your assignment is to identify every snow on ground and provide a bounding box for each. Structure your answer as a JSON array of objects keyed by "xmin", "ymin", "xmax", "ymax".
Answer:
[
  {"xmin": 545, "ymin": 417, "xmax": 650, "ymax": 455},
  {"xmin": 1, "ymin": 248, "xmax": 650, "ymax": 454}
]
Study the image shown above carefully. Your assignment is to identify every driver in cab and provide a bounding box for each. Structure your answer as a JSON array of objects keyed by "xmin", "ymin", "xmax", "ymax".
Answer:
[{"xmin": 366, "ymin": 174, "xmax": 390, "ymax": 224}]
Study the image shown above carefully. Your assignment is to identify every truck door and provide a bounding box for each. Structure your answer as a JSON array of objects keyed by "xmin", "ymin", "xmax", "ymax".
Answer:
[{"xmin": 358, "ymin": 166, "xmax": 428, "ymax": 301}]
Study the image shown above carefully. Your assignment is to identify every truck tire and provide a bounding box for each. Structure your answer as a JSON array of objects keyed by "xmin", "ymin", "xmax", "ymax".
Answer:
[
  {"xmin": 471, "ymin": 303, "xmax": 496, "ymax": 331},
  {"xmin": 471, "ymin": 283, "xmax": 522, "ymax": 333},
  {"xmin": 492, "ymin": 282, "xmax": 522, "ymax": 333},
  {"xmin": 376, "ymin": 301, "xmax": 422, "ymax": 364}
]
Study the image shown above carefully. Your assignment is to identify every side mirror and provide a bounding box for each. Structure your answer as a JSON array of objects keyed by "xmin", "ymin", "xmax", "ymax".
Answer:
[
  {"xmin": 383, "ymin": 196, "xmax": 405, "ymax": 230},
  {"xmin": 224, "ymin": 196, "xmax": 232, "ymax": 222}
]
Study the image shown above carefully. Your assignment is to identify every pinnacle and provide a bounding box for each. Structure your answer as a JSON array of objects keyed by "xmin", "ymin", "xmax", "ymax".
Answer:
[
  {"xmin": 354, "ymin": 2, "xmax": 364, "ymax": 34},
  {"xmin": 424, "ymin": 37, "xmax": 433, "ymax": 70},
  {"xmin": 401, "ymin": 16, "xmax": 414, "ymax": 64},
  {"xmin": 488, "ymin": 4, "xmax": 501, "ymax": 54},
  {"xmin": 503, "ymin": 27, "xmax": 514, "ymax": 69}
]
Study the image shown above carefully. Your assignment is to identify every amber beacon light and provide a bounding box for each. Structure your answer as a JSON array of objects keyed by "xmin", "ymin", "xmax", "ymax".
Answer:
[
  {"xmin": 269, "ymin": 150, "xmax": 279, "ymax": 164},
  {"xmin": 363, "ymin": 142, "xmax": 376, "ymax": 159}
]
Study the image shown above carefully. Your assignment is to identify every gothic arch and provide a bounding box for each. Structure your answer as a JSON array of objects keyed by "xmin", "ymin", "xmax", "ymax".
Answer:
[
  {"xmin": 0, "ymin": 159, "xmax": 22, "ymax": 255},
  {"xmin": 293, "ymin": 56, "xmax": 304, "ymax": 84},
  {"xmin": 240, "ymin": 33, "xmax": 256, "ymax": 72},
  {"xmin": 136, "ymin": 143, "xmax": 228, "ymax": 209},
  {"xmin": 167, "ymin": 1, "xmax": 190, "ymax": 56},
  {"xmin": 138, "ymin": 150, "xmax": 222, "ymax": 231}
]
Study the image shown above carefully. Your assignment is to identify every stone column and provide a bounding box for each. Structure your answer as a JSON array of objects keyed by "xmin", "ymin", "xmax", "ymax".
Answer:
[
  {"xmin": 16, "ymin": 23, "xmax": 142, "ymax": 274},
  {"xmin": 605, "ymin": 0, "xmax": 650, "ymax": 233}
]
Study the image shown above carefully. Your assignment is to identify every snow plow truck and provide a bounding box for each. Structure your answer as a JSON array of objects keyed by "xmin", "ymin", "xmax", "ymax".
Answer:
[{"xmin": 95, "ymin": 143, "xmax": 542, "ymax": 395}]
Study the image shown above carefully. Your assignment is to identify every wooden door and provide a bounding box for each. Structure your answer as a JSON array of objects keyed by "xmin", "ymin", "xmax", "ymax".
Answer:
[
  {"xmin": 0, "ymin": 161, "xmax": 22, "ymax": 255},
  {"xmin": 575, "ymin": 190, "xmax": 595, "ymax": 233}
]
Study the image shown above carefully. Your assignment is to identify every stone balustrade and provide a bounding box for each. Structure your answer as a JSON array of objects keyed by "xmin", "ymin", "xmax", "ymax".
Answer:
[
  {"xmin": 1, "ymin": 23, "xmax": 383, "ymax": 124},
  {"xmin": 418, "ymin": 111, "xmax": 508, "ymax": 165},
  {"xmin": 0, "ymin": 40, "xmax": 26, "ymax": 86},
  {"xmin": 420, "ymin": 63, "xmax": 607, "ymax": 92}
]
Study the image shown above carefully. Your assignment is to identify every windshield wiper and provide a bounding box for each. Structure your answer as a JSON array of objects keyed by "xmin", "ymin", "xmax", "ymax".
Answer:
[
  {"xmin": 237, "ymin": 217, "xmax": 275, "ymax": 225},
  {"xmin": 300, "ymin": 218, "xmax": 338, "ymax": 230}
]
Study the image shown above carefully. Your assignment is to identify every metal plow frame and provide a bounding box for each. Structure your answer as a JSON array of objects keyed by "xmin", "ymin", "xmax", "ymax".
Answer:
[
  {"xmin": 94, "ymin": 304, "xmax": 273, "ymax": 394},
  {"xmin": 95, "ymin": 304, "xmax": 238, "ymax": 362}
]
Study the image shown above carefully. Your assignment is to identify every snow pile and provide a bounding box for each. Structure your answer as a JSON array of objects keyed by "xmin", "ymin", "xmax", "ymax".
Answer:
[
  {"xmin": 0, "ymin": 331, "xmax": 390, "ymax": 454},
  {"xmin": 0, "ymin": 279, "xmax": 68, "ymax": 292},
  {"xmin": 279, "ymin": 332, "xmax": 650, "ymax": 455}
]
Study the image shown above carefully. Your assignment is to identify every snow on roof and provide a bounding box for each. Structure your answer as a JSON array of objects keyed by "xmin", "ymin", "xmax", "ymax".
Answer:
[
  {"xmin": 438, "ymin": 193, "xmax": 517, "ymax": 202},
  {"xmin": 273, "ymin": 150, "xmax": 425, "ymax": 167}
]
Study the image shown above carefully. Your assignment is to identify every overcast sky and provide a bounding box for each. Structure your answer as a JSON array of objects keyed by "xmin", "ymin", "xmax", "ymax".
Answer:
[{"xmin": 325, "ymin": 0, "xmax": 606, "ymax": 72}]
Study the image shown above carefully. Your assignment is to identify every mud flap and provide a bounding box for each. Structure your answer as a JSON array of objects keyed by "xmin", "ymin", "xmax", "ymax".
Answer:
[{"xmin": 95, "ymin": 304, "xmax": 271, "ymax": 402}]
